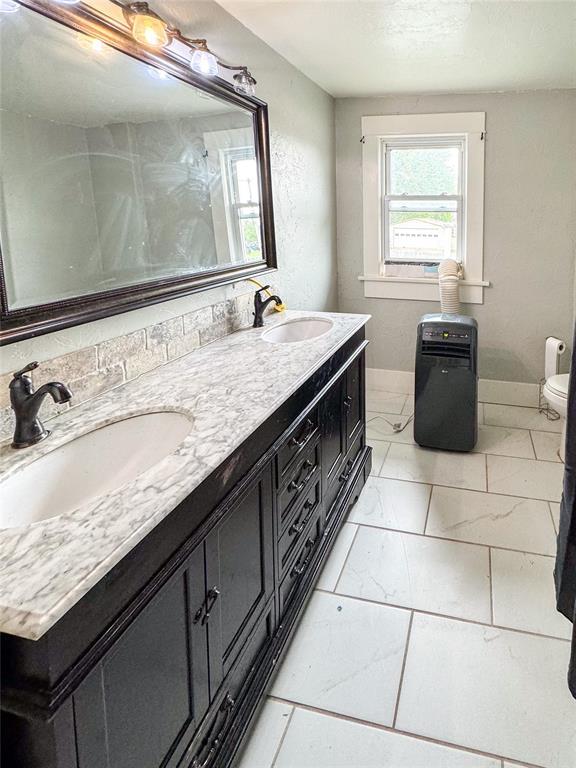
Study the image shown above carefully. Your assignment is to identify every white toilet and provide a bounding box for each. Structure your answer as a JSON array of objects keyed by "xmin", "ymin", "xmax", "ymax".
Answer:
[{"xmin": 543, "ymin": 373, "xmax": 569, "ymax": 462}]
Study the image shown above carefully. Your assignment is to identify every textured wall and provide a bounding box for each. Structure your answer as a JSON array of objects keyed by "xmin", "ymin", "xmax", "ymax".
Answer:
[
  {"xmin": 336, "ymin": 90, "xmax": 576, "ymax": 382},
  {"xmin": 0, "ymin": 0, "xmax": 336, "ymax": 374}
]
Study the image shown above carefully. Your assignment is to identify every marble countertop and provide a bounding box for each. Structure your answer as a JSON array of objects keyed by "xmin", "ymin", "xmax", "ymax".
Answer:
[{"xmin": 0, "ymin": 310, "xmax": 369, "ymax": 640}]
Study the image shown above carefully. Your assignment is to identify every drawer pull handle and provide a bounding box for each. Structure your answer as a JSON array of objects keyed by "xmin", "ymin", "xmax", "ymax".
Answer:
[
  {"xmin": 288, "ymin": 460, "xmax": 315, "ymax": 493},
  {"xmin": 193, "ymin": 586, "xmax": 220, "ymax": 625},
  {"xmin": 290, "ymin": 537, "xmax": 316, "ymax": 578},
  {"xmin": 289, "ymin": 418, "xmax": 314, "ymax": 449},
  {"xmin": 202, "ymin": 587, "xmax": 220, "ymax": 626},
  {"xmin": 339, "ymin": 460, "xmax": 353, "ymax": 483},
  {"xmin": 343, "ymin": 395, "xmax": 353, "ymax": 411},
  {"xmin": 191, "ymin": 692, "xmax": 235, "ymax": 768},
  {"xmin": 288, "ymin": 500, "xmax": 315, "ymax": 536}
]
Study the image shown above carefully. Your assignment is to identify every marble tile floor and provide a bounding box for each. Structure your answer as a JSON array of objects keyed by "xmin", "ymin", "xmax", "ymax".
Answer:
[{"xmin": 237, "ymin": 392, "xmax": 574, "ymax": 768}]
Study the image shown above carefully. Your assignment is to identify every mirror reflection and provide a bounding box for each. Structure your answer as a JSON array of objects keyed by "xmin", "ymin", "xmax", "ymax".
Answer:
[{"xmin": 0, "ymin": 6, "xmax": 263, "ymax": 311}]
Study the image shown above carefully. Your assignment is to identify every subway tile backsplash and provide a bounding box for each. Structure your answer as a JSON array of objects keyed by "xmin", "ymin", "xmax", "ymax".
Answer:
[{"xmin": 0, "ymin": 292, "xmax": 254, "ymax": 443}]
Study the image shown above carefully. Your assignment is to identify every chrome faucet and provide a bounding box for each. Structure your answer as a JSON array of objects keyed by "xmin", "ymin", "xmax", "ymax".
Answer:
[
  {"xmin": 253, "ymin": 285, "xmax": 283, "ymax": 328},
  {"xmin": 9, "ymin": 362, "xmax": 72, "ymax": 449}
]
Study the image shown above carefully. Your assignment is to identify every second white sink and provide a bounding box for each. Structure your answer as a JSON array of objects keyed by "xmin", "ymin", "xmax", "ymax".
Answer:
[
  {"xmin": 262, "ymin": 317, "xmax": 333, "ymax": 344},
  {"xmin": 0, "ymin": 411, "xmax": 192, "ymax": 529}
]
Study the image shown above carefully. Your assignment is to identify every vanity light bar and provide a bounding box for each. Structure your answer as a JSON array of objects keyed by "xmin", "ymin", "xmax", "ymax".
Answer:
[{"xmin": 122, "ymin": 1, "xmax": 257, "ymax": 96}]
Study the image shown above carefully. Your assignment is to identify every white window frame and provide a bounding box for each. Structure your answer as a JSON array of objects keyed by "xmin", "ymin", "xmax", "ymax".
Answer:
[{"xmin": 360, "ymin": 112, "xmax": 487, "ymax": 303}]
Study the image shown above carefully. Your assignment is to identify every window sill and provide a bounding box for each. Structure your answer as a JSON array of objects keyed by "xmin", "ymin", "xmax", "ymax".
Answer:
[{"xmin": 358, "ymin": 275, "xmax": 489, "ymax": 304}]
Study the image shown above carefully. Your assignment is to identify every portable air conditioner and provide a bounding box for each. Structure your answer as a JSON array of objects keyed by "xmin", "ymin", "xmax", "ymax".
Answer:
[{"xmin": 414, "ymin": 314, "xmax": 478, "ymax": 452}]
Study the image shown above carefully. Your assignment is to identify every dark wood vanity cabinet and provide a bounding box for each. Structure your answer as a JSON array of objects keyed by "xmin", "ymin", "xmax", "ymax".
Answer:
[
  {"xmin": 1, "ymin": 331, "xmax": 371, "ymax": 768},
  {"xmin": 71, "ymin": 465, "xmax": 275, "ymax": 768},
  {"xmin": 321, "ymin": 351, "xmax": 365, "ymax": 525}
]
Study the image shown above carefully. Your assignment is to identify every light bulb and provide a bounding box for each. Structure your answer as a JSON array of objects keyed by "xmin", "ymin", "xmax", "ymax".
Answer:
[
  {"xmin": 55, "ymin": 0, "xmax": 82, "ymax": 5},
  {"xmin": 0, "ymin": 0, "xmax": 19, "ymax": 13},
  {"xmin": 131, "ymin": 10, "xmax": 168, "ymax": 47},
  {"xmin": 233, "ymin": 70, "xmax": 257, "ymax": 97},
  {"xmin": 190, "ymin": 47, "xmax": 218, "ymax": 76}
]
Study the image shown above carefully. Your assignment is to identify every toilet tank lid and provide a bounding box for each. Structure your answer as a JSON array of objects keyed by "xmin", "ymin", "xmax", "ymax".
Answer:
[{"xmin": 547, "ymin": 373, "xmax": 569, "ymax": 397}]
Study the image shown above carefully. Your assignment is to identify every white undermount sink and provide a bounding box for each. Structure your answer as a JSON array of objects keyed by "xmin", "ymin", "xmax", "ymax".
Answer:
[
  {"xmin": 262, "ymin": 317, "xmax": 333, "ymax": 344},
  {"xmin": 0, "ymin": 411, "xmax": 192, "ymax": 530}
]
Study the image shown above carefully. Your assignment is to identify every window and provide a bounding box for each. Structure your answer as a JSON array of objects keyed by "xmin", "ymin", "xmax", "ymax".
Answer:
[
  {"xmin": 361, "ymin": 113, "xmax": 486, "ymax": 303},
  {"xmin": 384, "ymin": 138, "xmax": 462, "ymax": 267},
  {"xmin": 203, "ymin": 127, "xmax": 264, "ymax": 267}
]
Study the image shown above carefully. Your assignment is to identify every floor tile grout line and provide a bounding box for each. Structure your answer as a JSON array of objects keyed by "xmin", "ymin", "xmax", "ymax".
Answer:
[
  {"xmin": 371, "ymin": 440, "xmax": 392, "ymax": 476},
  {"xmin": 313, "ymin": 588, "xmax": 572, "ymax": 644},
  {"xmin": 367, "ymin": 436, "xmax": 564, "ymax": 464},
  {"xmin": 329, "ymin": 524, "xmax": 361, "ymax": 593},
  {"xmin": 485, "ymin": 452, "xmax": 488, "ymax": 492},
  {"xmin": 528, "ymin": 429, "xmax": 538, "ymax": 461},
  {"xmin": 267, "ymin": 696, "xmax": 548, "ymax": 768},
  {"xmin": 347, "ymin": 518, "xmax": 557, "ymax": 559},
  {"xmin": 422, "ymin": 485, "xmax": 433, "ymax": 535},
  {"xmin": 488, "ymin": 546, "xmax": 494, "ymax": 625},
  {"xmin": 392, "ymin": 610, "xmax": 414, "ymax": 729},
  {"xmin": 365, "ymin": 471, "xmax": 562, "ymax": 506},
  {"xmin": 370, "ymin": 467, "xmax": 561, "ymax": 504},
  {"xmin": 548, "ymin": 500, "xmax": 559, "ymax": 535},
  {"xmin": 269, "ymin": 701, "xmax": 295, "ymax": 768}
]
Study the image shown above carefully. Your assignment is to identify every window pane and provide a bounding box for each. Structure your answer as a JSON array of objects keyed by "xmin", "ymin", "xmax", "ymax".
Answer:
[
  {"xmin": 238, "ymin": 206, "xmax": 262, "ymax": 260},
  {"xmin": 389, "ymin": 146, "xmax": 459, "ymax": 196},
  {"xmin": 388, "ymin": 210, "xmax": 458, "ymax": 262},
  {"xmin": 232, "ymin": 157, "xmax": 260, "ymax": 204}
]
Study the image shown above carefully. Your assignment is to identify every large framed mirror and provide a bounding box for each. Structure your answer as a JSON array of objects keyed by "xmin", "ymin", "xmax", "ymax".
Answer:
[{"xmin": 0, "ymin": 0, "xmax": 276, "ymax": 344}]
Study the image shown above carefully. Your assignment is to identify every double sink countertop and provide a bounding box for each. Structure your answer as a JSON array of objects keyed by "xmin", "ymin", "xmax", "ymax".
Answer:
[{"xmin": 0, "ymin": 310, "xmax": 369, "ymax": 640}]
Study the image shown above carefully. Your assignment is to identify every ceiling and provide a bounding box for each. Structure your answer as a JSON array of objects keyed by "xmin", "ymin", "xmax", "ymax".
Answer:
[{"xmin": 215, "ymin": 0, "xmax": 576, "ymax": 97}]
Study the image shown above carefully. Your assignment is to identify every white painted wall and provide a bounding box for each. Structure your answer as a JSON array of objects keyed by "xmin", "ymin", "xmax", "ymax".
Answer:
[
  {"xmin": 0, "ymin": 0, "xmax": 336, "ymax": 373},
  {"xmin": 336, "ymin": 90, "xmax": 576, "ymax": 383}
]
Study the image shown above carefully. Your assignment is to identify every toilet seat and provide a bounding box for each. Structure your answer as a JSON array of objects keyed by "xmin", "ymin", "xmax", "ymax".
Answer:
[{"xmin": 543, "ymin": 373, "xmax": 569, "ymax": 416}]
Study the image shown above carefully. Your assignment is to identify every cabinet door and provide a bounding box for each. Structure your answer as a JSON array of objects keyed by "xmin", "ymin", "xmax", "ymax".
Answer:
[
  {"xmin": 205, "ymin": 463, "xmax": 274, "ymax": 696},
  {"xmin": 73, "ymin": 545, "xmax": 209, "ymax": 768},
  {"xmin": 320, "ymin": 373, "xmax": 346, "ymax": 492},
  {"xmin": 345, "ymin": 352, "xmax": 364, "ymax": 449}
]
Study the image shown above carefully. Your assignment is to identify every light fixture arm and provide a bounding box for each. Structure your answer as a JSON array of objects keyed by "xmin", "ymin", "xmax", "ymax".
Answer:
[
  {"xmin": 170, "ymin": 30, "xmax": 256, "ymax": 83},
  {"xmin": 121, "ymin": 3, "xmax": 257, "ymax": 94}
]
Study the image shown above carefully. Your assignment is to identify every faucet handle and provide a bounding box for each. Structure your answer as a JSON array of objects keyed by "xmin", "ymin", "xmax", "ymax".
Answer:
[
  {"xmin": 13, "ymin": 361, "xmax": 39, "ymax": 379},
  {"xmin": 255, "ymin": 285, "xmax": 271, "ymax": 294}
]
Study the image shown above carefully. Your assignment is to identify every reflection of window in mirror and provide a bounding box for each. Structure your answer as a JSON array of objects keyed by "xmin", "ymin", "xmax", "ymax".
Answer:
[
  {"xmin": 224, "ymin": 148, "xmax": 262, "ymax": 263},
  {"xmin": 203, "ymin": 127, "xmax": 260, "ymax": 266}
]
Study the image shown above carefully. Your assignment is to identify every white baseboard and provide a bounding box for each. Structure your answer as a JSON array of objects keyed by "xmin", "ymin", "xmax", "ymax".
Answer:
[{"xmin": 367, "ymin": 367, "xmax": 540, "ymax": 408}]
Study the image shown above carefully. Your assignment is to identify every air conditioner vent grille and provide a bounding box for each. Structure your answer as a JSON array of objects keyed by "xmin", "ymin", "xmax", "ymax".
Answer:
[{"xmin": 421, "ymin": 341, "xmax": 471, "ymax": 360}]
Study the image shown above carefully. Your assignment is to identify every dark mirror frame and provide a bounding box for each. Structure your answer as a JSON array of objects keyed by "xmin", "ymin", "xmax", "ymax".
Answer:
[{"xmin": 0, "ymin": 0, "xmax": 277, "ymax": 346}]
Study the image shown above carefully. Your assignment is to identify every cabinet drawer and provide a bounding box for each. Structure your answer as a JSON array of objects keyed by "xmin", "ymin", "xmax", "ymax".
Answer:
[
  {"xmin": 279, "ymin": 516, "xmax": 322, "ymax": 615},
  {"xmin": 324, "ymin": 432, "xmax": 363, "ymax": 526},
  {"xmin": 181, "ymin": 607, "xmax": 274, "ymax": 768},
  {"xmin": 278, "ymin": 481, "xmax": 320, "ymax": 576},
  {"xmin": 276, "ymin": 409, "xmax": 319, "ymax": 483},
  {"xmin": 278, "ymin": 441, "xmax": 320, "ymax": 529}
]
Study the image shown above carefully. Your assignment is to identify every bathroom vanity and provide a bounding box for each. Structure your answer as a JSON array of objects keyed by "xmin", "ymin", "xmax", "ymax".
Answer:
[{"xmin": 0, "ymin": 312, "xmax": 371, "ymax": 768}]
